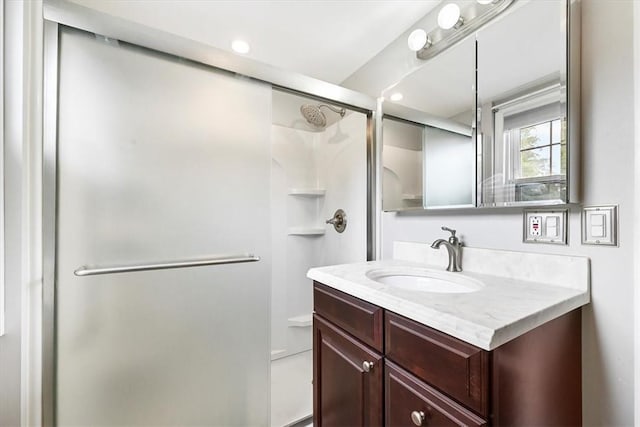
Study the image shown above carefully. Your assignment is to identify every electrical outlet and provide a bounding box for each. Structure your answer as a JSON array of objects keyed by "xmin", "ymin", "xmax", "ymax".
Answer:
[
  {"xmin": 523, "ymin": 209, "xmax": 568, "ymax": 245},
  {"xmin": 529, "ymin": 216, "xmax": 542, "ymax": 236}
]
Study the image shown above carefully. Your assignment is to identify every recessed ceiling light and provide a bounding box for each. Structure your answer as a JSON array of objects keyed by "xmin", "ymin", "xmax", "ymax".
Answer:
[
  {"xmin": 477, "ymin": 0, "xmax": 494, "ymax": 4},
  {"xmin": 390, "ymin": 93, "xmax": 404, "ymax": 102},
  {"xmin": 231, "ymin": 39, "xmax": 250, "ymax": 54}
]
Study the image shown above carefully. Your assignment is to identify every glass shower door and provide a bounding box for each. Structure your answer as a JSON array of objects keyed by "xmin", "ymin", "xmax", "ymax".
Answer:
[{"xmin": 55, "ymin": 27, "xmax": 271, "ymax": 426}]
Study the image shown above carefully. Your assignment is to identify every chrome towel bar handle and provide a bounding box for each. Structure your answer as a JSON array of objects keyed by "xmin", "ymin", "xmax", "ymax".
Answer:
[{"xmin": 74, "ymin": 253, "xmax": 260, "ymax": 277}]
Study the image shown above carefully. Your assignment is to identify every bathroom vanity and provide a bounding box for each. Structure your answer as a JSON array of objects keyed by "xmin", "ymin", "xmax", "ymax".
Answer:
[{"xmin": 308, "ymin": 243, "xmax": 590, "ymax": 426}]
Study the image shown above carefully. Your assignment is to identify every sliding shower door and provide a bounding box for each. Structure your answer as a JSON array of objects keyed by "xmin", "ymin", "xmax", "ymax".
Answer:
[{"xmin": 54, "ymin": 27, "xmax": 271, "ymax": 425}]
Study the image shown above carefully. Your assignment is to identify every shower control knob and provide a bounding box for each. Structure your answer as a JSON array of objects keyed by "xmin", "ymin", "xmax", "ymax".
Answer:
[
  {"xmin": 326, "ymin": 209, "xmax": 347, "ymax": 233},
  {"xmin": 411, "ymin": 411, "xmax": 426, "ymax": 426},
  {"xmin": 362, "ymin": 361, "xmax": 374, "ymax": 372}
]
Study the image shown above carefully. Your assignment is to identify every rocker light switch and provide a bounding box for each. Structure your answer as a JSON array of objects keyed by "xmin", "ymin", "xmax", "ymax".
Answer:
[
  {"xmin": 546, "ymin": 216, "xmax": 558, "ymax": 237},
  {"xmin": 582, "ymin": 206, "xmax": 617, "ymax": 246},
  {"xmin": 590, "ymin": 214, "xmax": 605, "ymax": 238}
]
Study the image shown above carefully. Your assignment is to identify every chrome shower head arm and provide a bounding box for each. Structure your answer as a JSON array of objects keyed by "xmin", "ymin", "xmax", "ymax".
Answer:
[{"xmin": 318, "ymin": 104, "xmax": 346, "ymax": 117}]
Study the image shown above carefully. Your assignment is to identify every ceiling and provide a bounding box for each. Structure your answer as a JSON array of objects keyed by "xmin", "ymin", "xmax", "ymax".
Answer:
[{"xmin": 68, "ymin": 0, "xmax": 440, "ymax": 85}]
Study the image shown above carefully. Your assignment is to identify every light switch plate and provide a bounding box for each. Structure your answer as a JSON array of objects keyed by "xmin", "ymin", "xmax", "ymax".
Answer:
[
  {"xmin": 523, "ymin": 209, "xmax": 568, "ymax": 245},
  {"xmin": 582, "ymin": 205, "xmax": 618, "ymax": 246}
]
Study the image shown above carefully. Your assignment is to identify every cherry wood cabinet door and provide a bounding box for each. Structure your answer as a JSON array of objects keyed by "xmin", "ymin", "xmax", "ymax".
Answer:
[{"xmin": 313, "ymin": 314, "xmax": 383, "ymax": 427}]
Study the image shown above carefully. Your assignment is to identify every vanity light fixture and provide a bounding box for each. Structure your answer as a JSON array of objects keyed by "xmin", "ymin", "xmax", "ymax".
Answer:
[
  {"xmin": 437, "ymin": 3, "xmax": 463, "ymax": 30},
  {"xmin": 231, "ymin": 39, "xmax": 250, "ymax": 54},
  {"xmin": 407, "ymin": 29, "xmax": 430, "ymax": 52},
  {"xmin": 413, "ymin": 0, "xmax": 515, "ymax": 61}
]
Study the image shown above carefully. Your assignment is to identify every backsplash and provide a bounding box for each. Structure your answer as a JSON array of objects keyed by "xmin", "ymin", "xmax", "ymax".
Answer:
[{"xmin": 393, "ymin": 241, "xmax": 590, "ymax": 292}]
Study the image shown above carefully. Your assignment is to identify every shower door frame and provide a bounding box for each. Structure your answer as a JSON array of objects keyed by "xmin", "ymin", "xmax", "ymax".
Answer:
[{"xmin": 41, "ymin": 2, "xmax": 379, "ymax": 425}]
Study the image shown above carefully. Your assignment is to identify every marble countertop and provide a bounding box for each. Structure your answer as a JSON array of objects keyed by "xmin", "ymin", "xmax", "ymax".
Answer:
[{"xmin": 307, "ymin": 254, "xmax": 590, "ymax": 351}]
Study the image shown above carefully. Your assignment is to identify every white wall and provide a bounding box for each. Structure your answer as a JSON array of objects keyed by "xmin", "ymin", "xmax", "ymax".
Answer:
[
  {"xmin": 382, "ymin": 1, "xmax": 636, "ymax": 424},
  {"xmin": 1, "ymin": 3, "xmax": 26, "ymax": 423},
  {"xmin": 634, "ymin": 1, "xmax": 640, "ymax": 423},
  {"xmin": 317, "ymin": 112, "xmax": 368, "ymax": 267},
  {"xmin": 270, "ymin": 124, "xmax": 320, "ymax": 357},
  {"xmin": 1, "ymin": 1, "xmax": 43, "ymax": 426}
]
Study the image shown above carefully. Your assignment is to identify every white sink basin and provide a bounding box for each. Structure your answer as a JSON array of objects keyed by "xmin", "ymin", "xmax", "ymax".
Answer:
[{"xmin": 366, "ymin": 268, "xmax": 484, "ymax": 294}]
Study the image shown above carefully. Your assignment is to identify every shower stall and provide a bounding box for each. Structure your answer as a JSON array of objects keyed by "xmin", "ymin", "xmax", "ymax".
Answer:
[
  {"xmin": 270, "ymin": 90, "xmax": 367, "ymax": 425},
  {"xmin": 43, "ymin": 9, "xmax": 371, "ymax": 426}
]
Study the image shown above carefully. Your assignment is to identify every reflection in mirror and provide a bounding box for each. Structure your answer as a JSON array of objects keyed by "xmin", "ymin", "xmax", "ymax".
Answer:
[
  {"xmin": 424, "ymin": 126, "xmax": 474, "ymax": 208},
  {"xmin": 478, "ymin": 0, "xmax": 568, "ymax": 206},
  {"xmin": 381, "ymin": 118, "xmax": 423, "ymax": 211},
  {"xmin": 381, "ymin": 36, "xmax": 475, "ymax": 210}
]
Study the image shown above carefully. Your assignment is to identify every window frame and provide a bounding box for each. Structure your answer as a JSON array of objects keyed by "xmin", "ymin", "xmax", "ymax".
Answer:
[{"xmin": 513, "ymin": 117, "xmax": 567, "ymax": 182}]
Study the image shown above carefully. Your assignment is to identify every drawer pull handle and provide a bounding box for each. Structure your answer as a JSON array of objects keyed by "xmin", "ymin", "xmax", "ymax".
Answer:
[
  {"xmin": 362, "ymin": 361, "xmax": 374, "ymax": 372},
  {"xmin": 411, "ymin": 410, "xmax": 426, "ymax": 426}
]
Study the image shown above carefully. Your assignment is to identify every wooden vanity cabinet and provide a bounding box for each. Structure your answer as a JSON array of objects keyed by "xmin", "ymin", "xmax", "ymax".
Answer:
[
  {"xmin": 313, "ymin": 281, "xmax": 582, "ymax": 427},
  {"xmin": 313, "ymin": 282, "xmax": 384, "ymax": 426},
  {"xmin": 313, "ymin": 315, "xmax": 383, "ymax": 427}
]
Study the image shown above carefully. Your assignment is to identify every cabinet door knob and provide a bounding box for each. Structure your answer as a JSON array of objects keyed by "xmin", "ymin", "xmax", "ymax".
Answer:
[
  {"xmin": 411, "ymin": 410, "xmax": 426, "ymax": 426},
  {"xmin": 362, "ymin": 361, "xmax": 374, "ymax": 372}
]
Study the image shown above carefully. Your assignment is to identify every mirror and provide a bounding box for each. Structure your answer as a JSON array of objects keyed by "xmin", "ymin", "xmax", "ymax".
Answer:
[
  {"xmin": 381, "ymin": 118, "xmax": 424, "ymax": 211},
  {"xmin": 381, "ymin": 35, "xmax": 476, "ymax": 211},
  {"xmin": 477, "ymin": 0, "xmax": 570, "ymax": 206},
  {"xmin": 379, "ymin": 0, "xmax": 575, "ymax": 211}
]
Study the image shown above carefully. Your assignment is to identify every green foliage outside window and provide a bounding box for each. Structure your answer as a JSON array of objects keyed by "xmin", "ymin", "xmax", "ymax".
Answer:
[{"xmin": 518, "ymin": 119, "xmax": 566, "ymax": 179}]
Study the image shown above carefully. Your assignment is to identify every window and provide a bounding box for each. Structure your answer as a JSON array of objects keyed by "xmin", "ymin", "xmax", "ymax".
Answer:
[
  {"xmin": 491, "ymin": 82, "xmax": 567, "ymax": 203},
  {"xmin": 517, "ymin": 118, "xmax": 566, "ymax": 179}
]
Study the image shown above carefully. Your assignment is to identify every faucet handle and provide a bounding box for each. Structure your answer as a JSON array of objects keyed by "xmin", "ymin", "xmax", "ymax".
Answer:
[
  {"xmin": 441, "ymin": 226, "xmax": 456, "ymax": 236},
  {"xmin": 441, "ymin": 226, "xmax": 459, "ymax": 244}
]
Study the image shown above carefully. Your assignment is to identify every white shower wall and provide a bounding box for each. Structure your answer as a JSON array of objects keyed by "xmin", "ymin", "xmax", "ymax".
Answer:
[
  {"xmin": 271, "ymin": 125, "xmax": 320, "ymax": 358},
  {"xmin": 317, "ymin": 113, "xmax": 367, "ymax": 267},
  {"xmin": 270, "ymin": 111, "xmax": 367, "ymax": 359}
]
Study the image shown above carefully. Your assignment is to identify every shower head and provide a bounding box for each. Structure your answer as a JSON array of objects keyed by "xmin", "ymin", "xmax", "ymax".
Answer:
[{"xmin": 300, "ymin": 104, "xmax": 346, "ymax": 128}]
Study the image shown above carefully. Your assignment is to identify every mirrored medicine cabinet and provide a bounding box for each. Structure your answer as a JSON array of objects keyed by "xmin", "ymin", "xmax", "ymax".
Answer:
[{"xmin": 380, "ymin": 0, "xmax": 579, "ymax": 212}]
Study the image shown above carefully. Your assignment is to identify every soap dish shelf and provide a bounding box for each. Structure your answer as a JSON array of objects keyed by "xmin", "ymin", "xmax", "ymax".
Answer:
[
  {"xmin": 402, "ymin": 193, "xmax": 423, "ymax": 200},
  {"xmin": 287, "ymin": 314, "xmax": 312, "ymax": 327},
  {"xmin": 287, "ymin": 227, "xmax": 325, "ymax": 236},
  {"xmin": 288, "ymin": 188, "xmax": 326, "ymax": 197}
]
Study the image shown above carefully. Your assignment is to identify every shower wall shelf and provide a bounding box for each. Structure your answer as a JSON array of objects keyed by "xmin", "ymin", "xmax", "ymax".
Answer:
[
  {"xmin": 402, "ymin": 194, "xmax": 423, "ymax": 200},
  {"xmin": 287, "ymin": 314, "xmax": 312, "ymax": 328},
  {"xmin": 287, "ymin": 227, "xmax": 325, "ymax": 236},
  {"xmin": 288, "ymin": 188, "xmax": 326, "ymax": 197},
  {"xmin": 271, "ymin": 349, "xmax": 286, "ymax": 358}
]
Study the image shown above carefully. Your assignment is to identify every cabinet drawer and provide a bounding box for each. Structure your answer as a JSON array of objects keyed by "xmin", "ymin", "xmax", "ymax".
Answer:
[
  {"xmin": 385, "ymin": 311, "xmax": 489, "ymax": 416},
  {"xmin": 386, "ymin": 361, "xmax": 486, "ymax": 427},
  {"xmin": 313, "ymin": 282, "xmax": 383, "ymax": 352}
]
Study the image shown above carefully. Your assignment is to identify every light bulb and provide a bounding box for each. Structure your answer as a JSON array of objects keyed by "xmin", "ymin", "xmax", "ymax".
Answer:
[
  {"xmin": 407, "ymin": 29, "xmax": 428, "ymax": 52},
  {"xmin": 438, "ymin": 3, "xmax": 462, "ymax": 30},
  {"xmin": 231, "ymin": 39, "xmax": 250, "ymax": 54},
  {"xmin": 390, "ymin": 93, "xmax": 404, "ymax": 102}
]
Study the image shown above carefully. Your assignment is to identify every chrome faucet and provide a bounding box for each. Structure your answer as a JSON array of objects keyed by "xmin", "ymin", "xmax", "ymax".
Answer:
[{"xmin": 431, "ymin": 227, "xmax": 463, "ymax": 272}]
